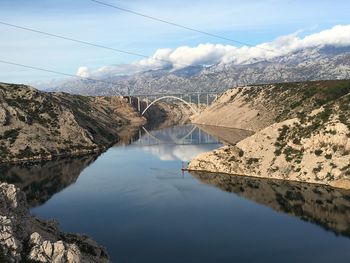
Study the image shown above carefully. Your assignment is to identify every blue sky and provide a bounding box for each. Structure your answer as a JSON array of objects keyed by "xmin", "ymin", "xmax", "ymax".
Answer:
[{"xmin": 1, "ymin": 0, "xmax": 350, "ymax": 83}]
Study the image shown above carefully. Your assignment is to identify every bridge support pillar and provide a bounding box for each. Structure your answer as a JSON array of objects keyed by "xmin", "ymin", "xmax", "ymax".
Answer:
[
  {"xmin": 137, "ymin": 97, "xmax": 141, "ymax": 112},
  {"xmin": 207, "ymin": 94, "xmax": 209, "ymax": 106},
  {"xmin": 197, "ymin": 93, "xmax": 200, "ymax": 107}
]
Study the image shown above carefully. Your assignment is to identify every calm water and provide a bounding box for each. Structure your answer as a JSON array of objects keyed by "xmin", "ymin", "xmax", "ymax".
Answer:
[{"xmin": 2, "ymin": 124, "xmax": 350, "ymax": 263}]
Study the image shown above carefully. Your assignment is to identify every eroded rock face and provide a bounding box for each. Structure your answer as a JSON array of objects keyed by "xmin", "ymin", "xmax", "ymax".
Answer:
[
  {"xmin": 0, "ymin": 183, "xmax": 110, "ymax": 262},
  {"xmin": 0, "ymin": 183, "xmax": 30, "ymax": 261}
]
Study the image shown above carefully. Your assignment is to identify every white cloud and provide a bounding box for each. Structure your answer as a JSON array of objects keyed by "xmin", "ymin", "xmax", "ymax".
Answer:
[
  {"xmin": 76, "ymin": 66, "xmax": 90, "ymax": 78},
  {"xmin": 78, "ymin": 25, "xmax": 350, "ymax": 78}
]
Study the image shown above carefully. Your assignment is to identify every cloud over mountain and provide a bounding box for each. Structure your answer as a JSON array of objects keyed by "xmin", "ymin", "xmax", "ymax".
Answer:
[{"xmin": 76, "ymin": 25, "xmax": 350, "ymax": 78}]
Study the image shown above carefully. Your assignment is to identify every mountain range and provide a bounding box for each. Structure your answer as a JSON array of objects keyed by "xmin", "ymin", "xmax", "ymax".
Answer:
[{"xmin": 39, "ymin": 45, "xmax": 350, "ymax": 96}]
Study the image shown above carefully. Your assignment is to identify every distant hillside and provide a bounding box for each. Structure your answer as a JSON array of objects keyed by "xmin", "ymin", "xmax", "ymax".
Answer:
[
  {"xmin": 41, "ymin": 45, "xmax": 350, "ymax": 96},
  {"xmin": 189, "ymin": 80, "xmax": 350, "ymax": 189},
  {"xmin": 0, "ymin": 83, "xmax": 144, "ymax": 163}
]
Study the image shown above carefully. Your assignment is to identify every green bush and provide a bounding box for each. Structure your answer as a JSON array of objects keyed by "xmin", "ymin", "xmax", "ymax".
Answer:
[{"xmin": 0, "ymin": 128, "xmax": 21, "ymax": 144}]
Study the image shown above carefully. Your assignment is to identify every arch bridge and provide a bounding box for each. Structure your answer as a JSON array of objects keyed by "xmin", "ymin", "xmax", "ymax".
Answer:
[{"xmin": 126, "ymin": 92, "xmax": 220, "ymax": 115}]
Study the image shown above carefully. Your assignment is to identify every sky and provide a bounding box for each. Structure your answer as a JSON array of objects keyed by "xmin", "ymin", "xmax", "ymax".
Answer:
[{"xmin": 1, "ymin": 0, "xmax": 350, "ymax": 84}]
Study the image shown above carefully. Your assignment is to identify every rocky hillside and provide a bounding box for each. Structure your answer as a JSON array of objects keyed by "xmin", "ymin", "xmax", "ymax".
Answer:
[
  {"xmin": 0, "ymin": 83, "xmax": 145, "ymax": 163},
  {"xmin": 41, "ymin": 46, "xmax": 350, "ymax": 96},
  {"xmin": 193, "ymin": 80, "xmax": 350, "ymax": 131},
  {"xmin": 189, "ymin": 80, "xmax": 350, "ymax": 189},
  {"xmin": 0, "ymin": 183, "xmax": 110, "ymax": 262}
]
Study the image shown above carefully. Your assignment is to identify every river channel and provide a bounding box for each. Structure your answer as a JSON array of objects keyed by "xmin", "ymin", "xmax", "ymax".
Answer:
[{"xmin": 1, "ymin": 124, "xmax": 350, "ymax": 262}]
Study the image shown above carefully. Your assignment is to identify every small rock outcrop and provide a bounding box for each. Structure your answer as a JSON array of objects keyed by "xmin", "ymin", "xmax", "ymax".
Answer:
[
  {"xmin": 27, "ymin": 232, "xmax": 81, "ymax": 263},
  {"xmin": 0, "ymin": 183, "xmax": 110, "ymax": 262}
]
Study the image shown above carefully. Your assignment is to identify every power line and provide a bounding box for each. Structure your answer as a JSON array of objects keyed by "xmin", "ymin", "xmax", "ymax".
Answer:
[
  {"xmin": 89, "ymin": 0, "xmax": 279, "ymax": 54},
  {"xmin": 0, "ymin": 17, "xmax": 283, "ymax": 89},
  {"xmin": 89, "ymin": 0, "xmax": 254, "ymax": 47},
  {"xmin": 0, "ymin": 19, "xmax": 281, "ymax": 74},
  {"xmin": 0, "ymin": 59, "xmax": 123, "ymax": 94},
  {"xmin": 0, "ymin": 21, "xmax": 190, "ymax": 68}
]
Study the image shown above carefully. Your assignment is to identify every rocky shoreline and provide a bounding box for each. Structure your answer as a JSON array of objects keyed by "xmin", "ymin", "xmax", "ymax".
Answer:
[{"xmin": 0, "ymin": 182, "xmax": 110, "ymax": 262}]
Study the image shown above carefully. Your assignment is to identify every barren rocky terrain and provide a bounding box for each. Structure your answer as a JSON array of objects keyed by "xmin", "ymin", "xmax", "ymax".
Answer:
[
  {"xmin": 189, "ymin": 80, "xmax": 350, "ymax": 189},
  {"xmin": 0, "ymin": 82, "xmax": 145, "ymax": 164}
]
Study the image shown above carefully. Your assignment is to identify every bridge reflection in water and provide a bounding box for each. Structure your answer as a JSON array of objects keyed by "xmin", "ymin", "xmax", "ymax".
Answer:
[{"xmin": 130, "ymin": 124, "xmax": 221, "ymax": 146}]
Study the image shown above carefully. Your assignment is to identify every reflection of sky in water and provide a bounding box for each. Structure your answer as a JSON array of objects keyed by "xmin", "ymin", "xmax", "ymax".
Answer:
[{"xmin": 140, "ymin": 144, "xmax": 218, "ymax": 161}]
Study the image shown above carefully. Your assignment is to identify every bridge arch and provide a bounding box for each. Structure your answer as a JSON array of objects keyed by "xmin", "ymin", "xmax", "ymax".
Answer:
[{"xmin": 141, "ymin": 96, "xmax": 198, "ymax": 116}]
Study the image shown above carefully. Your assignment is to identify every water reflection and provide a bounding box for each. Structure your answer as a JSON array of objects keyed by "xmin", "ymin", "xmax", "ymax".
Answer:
[
  {"xmin": 195, "ymin": 124, "xmax": 254, "ymax": 145},
  {"xmin": 130, "ymin": 124, "xmax": 254, "ymax": 161},
  {"xmin": 0, "ymin": 155, "xmax": 98, "ymax": 207},
  {"xmin": 133, "ymin": 125, "xmax": 223, "ymax": 161},
  {"xmin": 141, "ymin": 144, "xmax": 216, "ymax": 161},
  {"xmin": 132, "ymin": 125, "xmax": 221, "ymax": 146},
  {"xmin": 0, "ymin": 125, "xmax": 224, "ymax": 206},
  {"xmin": 191, "ymin": 171, "xmax": 350, "ymax": 238}
]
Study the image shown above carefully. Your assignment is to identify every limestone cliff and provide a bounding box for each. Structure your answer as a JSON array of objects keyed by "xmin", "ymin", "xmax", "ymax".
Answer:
[{"xmin": 0, "ymin": 83, "xmax": 145, "ymax": 163}]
